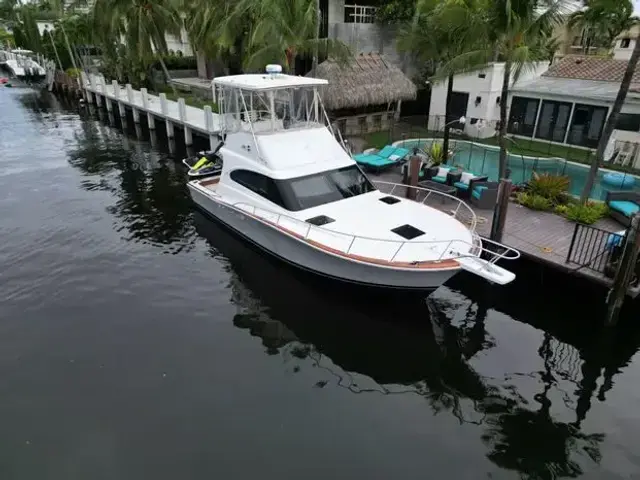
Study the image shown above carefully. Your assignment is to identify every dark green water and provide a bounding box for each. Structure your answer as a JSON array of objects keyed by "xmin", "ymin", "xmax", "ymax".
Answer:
[{"xmin": 2, "ymin": 87, "xmax": 640, "ymax": 479}]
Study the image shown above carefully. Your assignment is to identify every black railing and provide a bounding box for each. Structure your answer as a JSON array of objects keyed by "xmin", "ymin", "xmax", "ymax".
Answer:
[{"xmin": 566, "ymin": 223, "xmax": 625, "ymax": 276}]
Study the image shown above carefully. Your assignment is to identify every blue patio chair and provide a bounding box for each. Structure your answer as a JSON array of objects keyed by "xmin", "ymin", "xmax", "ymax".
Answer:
[{"xmin": 354, "ymin": 145, "xmax": 411, "ymax": 172}]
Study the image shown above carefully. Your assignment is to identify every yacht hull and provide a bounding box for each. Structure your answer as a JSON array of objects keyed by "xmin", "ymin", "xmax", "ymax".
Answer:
[{"xmin": 189, "ymin": 186, "xmax": 459, "ymax": 290}]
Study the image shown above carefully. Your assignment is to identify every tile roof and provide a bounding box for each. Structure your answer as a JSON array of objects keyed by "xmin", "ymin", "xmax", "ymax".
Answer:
[{"xmin": 543, "ymin": 55, "xmax": 640, "ymax": 83}]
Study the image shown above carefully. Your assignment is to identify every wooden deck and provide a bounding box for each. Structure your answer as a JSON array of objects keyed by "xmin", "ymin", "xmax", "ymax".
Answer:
[{"xmin": 372, "ymin": 167, "xmax": 639, "ymax": 296}]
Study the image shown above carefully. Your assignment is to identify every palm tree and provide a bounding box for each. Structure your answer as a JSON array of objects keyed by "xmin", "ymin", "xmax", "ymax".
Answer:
[
  {"xmin": 580, "ymin": 34, "xmax": 640, "ymax": 203},
  {"xmin": 398, "ymin": 0, "xmax": 488, "ymax": 163},
  {"xmin": 92, "ymin": 0, "xmax": 182, "ymax": 91},
  {"xmin": 568, "ymin": 0, "xmax": 636, "ymax": 54},
  {"xmin": 182, "ymin": 0, "xmax": 238, "ymax": 79},
  {"xmin": 438, "ymin": 0, "xmax": 568, "ymax": 179},
  {"xmin": 234, "ymin": 0, "xmax": 349, "ymax": 74}
]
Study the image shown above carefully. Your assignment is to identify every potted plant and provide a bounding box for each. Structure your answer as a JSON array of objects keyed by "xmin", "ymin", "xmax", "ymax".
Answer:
[{"xmin": 426, "ymin": 142, "xmax": 445, "ymax": 177}]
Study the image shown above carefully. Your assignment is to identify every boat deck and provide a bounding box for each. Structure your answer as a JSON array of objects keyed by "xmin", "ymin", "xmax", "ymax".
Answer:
[{"xmin": 372, "ymin": 167, "xmax": 640, "ymax": 295}]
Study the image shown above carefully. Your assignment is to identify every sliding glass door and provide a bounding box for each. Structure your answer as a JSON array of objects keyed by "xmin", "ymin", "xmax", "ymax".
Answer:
[
  {"xmin": 535, "ymin": 100, "xmax": 573, "ymax": 143},
  {"xmin": 508, "ymin": 96, "xmax": 540, "ymax": 137},
  {"xmin": 567, "ymin": 104, "xmax": 608, "ymax": 148}
]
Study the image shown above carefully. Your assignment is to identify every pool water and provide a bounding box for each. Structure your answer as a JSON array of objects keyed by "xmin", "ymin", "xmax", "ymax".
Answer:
[{"xmin": 397, "ymin": 139, "xmax": 640, "ymax": 201}]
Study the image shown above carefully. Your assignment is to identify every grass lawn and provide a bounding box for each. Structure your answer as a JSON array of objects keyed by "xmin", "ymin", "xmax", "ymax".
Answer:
[{"xmin": 154, "ymin": 87, "xmax": 219, "ymax": 112}]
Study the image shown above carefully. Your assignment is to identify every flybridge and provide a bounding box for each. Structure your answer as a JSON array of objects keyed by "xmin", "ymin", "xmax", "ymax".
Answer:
[{"xmin": 213, "ymin": 64, "xmax": 331, "ymax": 137}]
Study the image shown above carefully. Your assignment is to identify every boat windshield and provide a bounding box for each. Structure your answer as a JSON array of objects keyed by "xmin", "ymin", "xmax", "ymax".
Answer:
[{"xmin": 279, "ymin": 165, "xmax": 375, "ymax": 211}]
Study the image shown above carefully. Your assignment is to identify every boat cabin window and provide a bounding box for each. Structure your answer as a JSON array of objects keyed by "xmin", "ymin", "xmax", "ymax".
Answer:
[
  {"xmin": 230, "ymin": 170, "xmax": 286, "ymax": 208},
  {"xmin": 279, "ymin": 165, "xmax": 375, "ymax": 211},
  {"xmin": 230, "ymin": 165, "xmax": 375, "ymax": 211}
]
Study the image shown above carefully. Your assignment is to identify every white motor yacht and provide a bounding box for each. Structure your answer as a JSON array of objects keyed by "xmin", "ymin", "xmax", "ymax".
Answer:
[{"xmin": 188, "ymin": 65, "xmax": 520, "ymax": 290}]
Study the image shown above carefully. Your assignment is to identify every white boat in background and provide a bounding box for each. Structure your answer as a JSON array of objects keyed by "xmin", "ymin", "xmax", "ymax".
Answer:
[
  {"xmin": 0, "ymin": 49, "xmax": 46, "ymax": 83},
  {"xmin": 188, "ymin": 65, "xmax": 520, "ymax": 290}
]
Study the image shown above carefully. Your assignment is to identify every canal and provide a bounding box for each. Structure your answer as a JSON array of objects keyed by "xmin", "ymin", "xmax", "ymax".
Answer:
[{"xmin": 2, "ymin": 87, "xmax": 640, "ymax": 479}]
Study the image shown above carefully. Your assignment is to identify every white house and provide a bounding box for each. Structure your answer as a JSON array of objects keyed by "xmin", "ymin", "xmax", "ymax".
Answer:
[
  {"xmin": 507, "ymin": 55, "xmax": 640, "ymax": 168},
  {"xmin": 325, "ymin": 0, "xmax": 405, "ymax": 69},
  {"xmin": 427, "ymin": 62, "xmax": 550, "ymax": 139}
]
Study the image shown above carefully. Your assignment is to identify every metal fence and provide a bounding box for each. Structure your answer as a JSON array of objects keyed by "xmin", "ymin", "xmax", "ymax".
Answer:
[{"xmin": 566, "ymin": 224, "xmax": 624, "ymax": 276}]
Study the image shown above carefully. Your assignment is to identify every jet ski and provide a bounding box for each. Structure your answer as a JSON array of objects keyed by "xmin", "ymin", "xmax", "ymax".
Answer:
[{"xmin": 182, "ymin": 149, "xmax": 223, "ymax": 178}]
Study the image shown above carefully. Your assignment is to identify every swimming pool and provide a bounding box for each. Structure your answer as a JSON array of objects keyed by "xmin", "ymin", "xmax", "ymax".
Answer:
[{"xmin": 394, "ymin": 138, "xmax": 640, "ymax": 200}]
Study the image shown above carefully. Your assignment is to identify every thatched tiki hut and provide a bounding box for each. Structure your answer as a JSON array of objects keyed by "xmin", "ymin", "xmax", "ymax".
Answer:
[{"xmin": 311, "ymin": 53, "xmax": 417, "ymax": 136}]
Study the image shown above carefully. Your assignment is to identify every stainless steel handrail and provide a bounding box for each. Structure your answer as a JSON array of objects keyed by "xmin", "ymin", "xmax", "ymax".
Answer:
[{"xmin": 192, "ymin": 181, "xmax": 519, "ymax": 266}]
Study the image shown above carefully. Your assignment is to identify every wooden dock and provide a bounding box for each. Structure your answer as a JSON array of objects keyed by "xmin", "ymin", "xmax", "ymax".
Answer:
[{"xmin": 80, "ymin": 73, "xmax": 221, "ymax": 148}]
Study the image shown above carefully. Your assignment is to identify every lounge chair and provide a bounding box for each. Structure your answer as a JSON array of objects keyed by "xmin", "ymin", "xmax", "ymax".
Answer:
[
  {"xmin": 605, "ymin": 191, "xmax": 640, "ymax": 226},
  {"xmin": 469, "ymin": 181, "xmax": 499, "ymax": 209},
  {"xmin": 452, "ymin": 172, "xmax": 489, "ymax": 197},
  {"xmin": 353, "ymin": 145, "xmax": 410, "ymax": 172},
  {"xmin": 425, "ymin": 165, "xmax": 454, "ymax": 184}
]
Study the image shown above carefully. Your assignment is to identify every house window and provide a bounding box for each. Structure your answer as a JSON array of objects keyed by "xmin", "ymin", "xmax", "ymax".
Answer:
[
  {"xmin": 230, "ymin": 170, "xmax": 286, "ymax": 208},
  {"xmin": 344, "ymin": 4, "xmax": 377, "ymax": 23},
  {"xmin": 615, "ymin": 113, "xmax": 640, "ymax": 132},
  {"xmin": 621, "ymin": 38, "xmax": 631, "ymax": 48},
  {"xmin": 535, "ymin": 100, "xmax": 572, "ymax": 143},
  {"xmin": 567, "ymin": 104, "xmax": 608, "ymax": 148},
  {"xmin": 508, "ymin": 96, "xmax": 540, "ymax": 137}
]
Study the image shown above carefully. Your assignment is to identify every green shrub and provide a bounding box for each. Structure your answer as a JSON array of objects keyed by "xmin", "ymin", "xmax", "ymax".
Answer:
[
  {"xmin": 516, "ymin": 192, "xmax": 553, "ymax": 211},
  {"xmin": 565, "ymin": 202, "xmax": 609, "ymax": 225},
  {"xmin": 554, "ymin": 204, "xmax": 569, "ymax": 216},
  {"xmin": 428, "ymin": 142, "xmax": 445, "ymax": 166},
  {"xmin": 65, "ymin": 67, "xmax": 82, "ymax": 79},
  {"xmin": 528, "ymin": 172, "xmax": 570, "ymax": 204}
]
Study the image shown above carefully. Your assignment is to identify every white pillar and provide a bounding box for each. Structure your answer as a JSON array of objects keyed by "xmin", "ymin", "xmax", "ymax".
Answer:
[
  {"xmin": 209, "ymin": 134, "xmax": 217, "ymax": 150},
  {"xmin": 141, "ymin": 88, "xmax": 155, "ymax": 129},
  {"xmin": 178, "ymin": 98, "xmax": 192, "ymax": 145},
  {"xmin": 204, "ymin": 105, "xmax": 212, "ymax": 132},
  {"xmin": 112, "ymin": 80, "xmax": 125, "ymax": 117},
  {"xmin": 101, "ymin": 81, "xmax": 111, "ymax": 112},
  {"xmin": 159, "ymin": 93, "xmax": 169, "ymax": 115},
  {"xmin": 159, "ymin": 93, "xmax": 173, "ymax": 138}
]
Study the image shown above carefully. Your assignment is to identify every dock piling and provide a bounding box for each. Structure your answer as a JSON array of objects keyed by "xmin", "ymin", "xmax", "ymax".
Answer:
[
  {"xmin": 159, "ymin": 93, "xmax": 174, "ymax": 138},
  {"xmin": 605, "ymin": 214, "xmax": 640, "ymax": 326},
  {"xmin": 405, "ymin": 155, "xmax": 420, "ymax": 200},
  {"xmin": 91, "ymin": 75, "xmax": 102, "ymax": 107},
  {"xmin": 113, "ymin": 80, "xmax": 125, "ymax": 117},
  {"xmin": 204, "ymin": 106, "xmax": 216, "ymax": 149},
  {"xmin": 490, "ymin": 179, "xmax": 512, "ymax": 243},
  {"xmin": 141, "ymin": 88, "xmax": 155, "ymax": 129},
  {"xmin": 126, "ymin": 84, "xmax": 139, "ymax": 123},
  {"xmin": 178, "ymin": 98, "xmax": 193, "ymax": 145}
]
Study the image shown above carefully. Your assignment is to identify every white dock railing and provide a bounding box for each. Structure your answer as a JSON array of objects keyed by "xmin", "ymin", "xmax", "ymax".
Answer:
[{"xmin": 81, "ymin": 72, "xmax": 222, "ymax": 146}]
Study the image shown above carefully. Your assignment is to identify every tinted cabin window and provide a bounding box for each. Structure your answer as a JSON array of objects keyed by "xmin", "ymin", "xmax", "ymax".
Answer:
[
  {"xmin": 279, "ymin": 165, "xmax": 375, "ymax": 211},
  {"xmin": 230, "ymin": 170, "xmax": 285, "ymax": 207}
]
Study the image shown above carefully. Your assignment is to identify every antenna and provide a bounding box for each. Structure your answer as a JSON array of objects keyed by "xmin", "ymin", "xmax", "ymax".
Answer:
[{"xmin": 265, "ymin": 64, "xmax": 282, "ymax": 79}]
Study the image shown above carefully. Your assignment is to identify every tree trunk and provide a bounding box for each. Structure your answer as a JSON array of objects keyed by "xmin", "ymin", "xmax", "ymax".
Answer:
[
  {"xmin": 498, "ymin": 59, "xmax": 511, "ymax": 179},
  {"xmin": 442, "ymin": 73, "xmax": 454, "ymax": 164},
  {"xmin": 580, "ymin": 34, "xmax": 640, "ymax": 204},
  {"xmin": 47, "ymin": 30, "xmax": 63, "ymax": 71},
  {"xmin": 156, "ymin": 53, "xmax": 177, "ymax": 94},
  {"xmin": 196, "ymin": 50, "xmax": 208, "ymax": 79},
  {"xmin": 60, "ymin": 23, "xmax": 78, "ymax": 72},
  {"xmin": 311, "ymin": 0, "xmax": 320, "ymax": 77}
]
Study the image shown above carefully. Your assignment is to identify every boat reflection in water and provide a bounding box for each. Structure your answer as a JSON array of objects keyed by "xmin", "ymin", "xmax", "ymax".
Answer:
[{"xmin": 192, "ymin": 211, "xmax": 627, "ymax": 478}]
